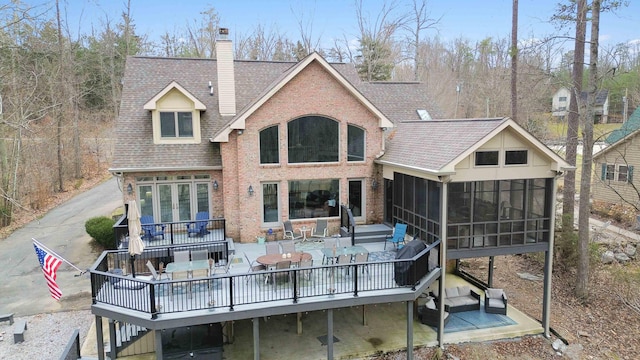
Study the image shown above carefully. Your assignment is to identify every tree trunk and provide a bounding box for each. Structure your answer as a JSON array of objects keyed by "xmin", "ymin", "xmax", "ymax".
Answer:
[
  {"xmin": 576, "ymin": 0, "xmax": 600, "ymax": 301},
  {"xmin": 562, "ymin": 0, "xmax": 587, "ymax": 230}
]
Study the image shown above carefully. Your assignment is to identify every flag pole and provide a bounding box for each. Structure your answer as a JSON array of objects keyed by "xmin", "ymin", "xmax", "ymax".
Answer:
[{"xmin": 32, "ymin": 238, "xmax": 84, "ymax": 273}]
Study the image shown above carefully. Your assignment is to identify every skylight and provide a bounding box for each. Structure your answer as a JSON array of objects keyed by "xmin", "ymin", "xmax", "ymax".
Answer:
[{"xmin": 417, "ymin": 109, "xmax": 431, "ymax": 121}]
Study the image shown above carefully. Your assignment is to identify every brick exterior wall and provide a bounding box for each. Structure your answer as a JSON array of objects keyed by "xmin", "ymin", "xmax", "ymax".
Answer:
[{"xmin": 221, "ymin": 61, "xmax": 384, "ymax": 242}]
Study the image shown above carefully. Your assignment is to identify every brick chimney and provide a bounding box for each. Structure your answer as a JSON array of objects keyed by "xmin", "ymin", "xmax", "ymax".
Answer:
[{"xmin": 216, "ymin": 28, "xmax": 236, "ymax": 116}]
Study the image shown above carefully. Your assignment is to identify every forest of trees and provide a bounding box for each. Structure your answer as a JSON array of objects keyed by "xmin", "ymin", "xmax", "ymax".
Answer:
[{"xmin": 1, "ymin": 0, "xmax": 639, "ymax": 233}]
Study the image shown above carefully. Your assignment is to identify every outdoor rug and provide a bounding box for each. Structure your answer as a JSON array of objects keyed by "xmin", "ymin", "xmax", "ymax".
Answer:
[
  {"xmin": 440, "ymin": 305, "xmax": 516, "ymax": 333},
  {"xmin": 368, "ymin": 250, "xmax": 396, "ymax": 262}
]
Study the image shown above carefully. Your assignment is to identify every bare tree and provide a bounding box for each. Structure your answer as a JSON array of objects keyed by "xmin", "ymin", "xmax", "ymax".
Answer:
[
  {"xmin": 577, "ymin": 0, "xmax": 600, "ymax": 301},
  {"xmin": 403, "ymin": 0, "xmax": 440, "ymax": 81},
  {"xmin": 562, "ymin": 0, "xmax": 587, "ymax": 234},
  {"xmin": 354, "ymin": 0, "xmax": 407, "ymax": 81},
  {"xmin": 510, "ymin": 0, "xmax": 518, "ymax": 122}
]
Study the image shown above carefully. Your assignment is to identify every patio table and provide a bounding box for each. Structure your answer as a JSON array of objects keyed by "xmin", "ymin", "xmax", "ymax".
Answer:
[
  {"xmin": 256, "ymin": 252, "xmax": 312, "ymax": 267},
  {"xmin": 320, "ymin": 245, "xmax": 368, "ymax": 263},
  {"xmin": 165, "ymin": 260, "xmax": 210, "ymax": 274}
]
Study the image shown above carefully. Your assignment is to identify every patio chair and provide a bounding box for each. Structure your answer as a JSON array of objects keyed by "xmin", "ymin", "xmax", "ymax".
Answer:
[
  {"xmin": 336, "ymin": 254, "xmax": 352, "ymax": 278},
  {"xmin": 282, "ymin": 221, "xmax": 303, "ymax": 240},
  {"xmin": 322, "ymin": 238, "xmax": 337, "ymax": 265},
  {"xmin": 299, "ymin": 258, "xmax": 313, "ymax": 281},
  {"xmin": 311, "ymin": 219, "xmax": 328, "ymax": 238},
  {"xmin": 271, "ymin": 260, "xmax": 292, "ymax": 284},
  {"xmin": 146, "ymin": 260, "xmax": 168, "ymax": 281},
  {"xmin": 212, "ymin": 255, "xmax": 233, "ymax": 276},
  {"xmin": 484, "ymin": 288, "xmax": 508, "ymax": 315},
  {"xmin": 279, "ymin": 240, "xmax": 296, "ymax": 254},
  {"xmin": 140, "ymin": 215, "xmax": 165, "ymax": 241},
  {"xmin": 173, "ymin": 250, "xmax": 190, "ymax": 263},
  {"xmin": 244, "ymin": 252, "xmax": 267, "ymax": 284},
  {"xmin": 418, "ymin": 297, "xmax": 450, "ymax": 327},
  {"xmin": 384, "ymin": 223, "xmax": 407, "ymax": 250},
  {"xmin": 191, "ymin": 249, "xmax": 209, "ymax": 261},
  {"xmin": 187, "ymin": 211, "xmax": 210, "ymax": 237},
  {"xmin": 337, "ymin": 237, "xmax": 351, "ymax": 248},
  {"xmin": 352, "ymin": 252, "xmax": 370, "ymax": 280},
  {"xmin": 265, "ymin": 242, "xmax": 280, "ymax": 255},
  {"xmin": 169, "ymin": 270, "xmax": 190, "ymax": 298}
]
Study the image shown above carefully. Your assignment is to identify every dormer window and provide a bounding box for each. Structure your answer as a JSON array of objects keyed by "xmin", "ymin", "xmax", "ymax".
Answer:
[
  {"xmin": 144, "ymin": 81, "xmax": 206, "ymax": 145},
  {"xmin": 160, "ymin": 111, "xmax": 194, "ymax": 138}
]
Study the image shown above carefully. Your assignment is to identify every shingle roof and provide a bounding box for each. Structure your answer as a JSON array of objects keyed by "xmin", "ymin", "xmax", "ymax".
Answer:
[
  {"xmin": 605, "ymin": 106, "xmax": 640, "ymax": 145},
  {"xmin": 579, "ymin": 89, "xmax": 609, "ymax": 106},
  {"xmin": 113, "ymin": 55, "xmax": 441, "ymax": 171},
  {"xmin": 378, "ymin": 118, "xmax": 508, "ymax": 172}
]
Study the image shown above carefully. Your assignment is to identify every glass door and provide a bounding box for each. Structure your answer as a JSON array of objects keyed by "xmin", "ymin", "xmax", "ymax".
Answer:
[
  {"xmin": 348, "ymin": 179, "xmax": 364, "ymax": 222},
  {"xmin": 158, "ymin": 183, "xmax": 193, "ymax": 223}
]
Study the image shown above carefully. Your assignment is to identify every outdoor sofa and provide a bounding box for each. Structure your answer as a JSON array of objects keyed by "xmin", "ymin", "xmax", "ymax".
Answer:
[{"xmin": 432, "ymin": 285, "xmax": 481, "ymax": 313}]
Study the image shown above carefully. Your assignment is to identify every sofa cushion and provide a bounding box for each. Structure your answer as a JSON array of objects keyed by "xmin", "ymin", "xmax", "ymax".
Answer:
[
  {"xmin": 457, "ymin": 286, "xmax": 471, "ymax": 296},
  {"xmin": 445, "ymin": 287, "xmax": 459, "ymax": 298},
  {"xmin": 461, "ymin": 297, "xmax": 479, "ymax": 306}
]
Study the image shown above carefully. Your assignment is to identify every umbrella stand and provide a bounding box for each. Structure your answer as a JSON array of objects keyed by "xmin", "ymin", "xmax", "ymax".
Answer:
[{"xmin": 130, "ymin": 254, "xmax": 137, "ymax": 278}]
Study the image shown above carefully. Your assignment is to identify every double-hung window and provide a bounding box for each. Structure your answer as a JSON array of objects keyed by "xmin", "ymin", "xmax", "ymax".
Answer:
[
  {"xmin": 602, "ymin": 163, "xmax": 633, "ymax": 183},
  {"xmin": 160, "ymin": 111, "xmax": 194, "ymax": 138}
]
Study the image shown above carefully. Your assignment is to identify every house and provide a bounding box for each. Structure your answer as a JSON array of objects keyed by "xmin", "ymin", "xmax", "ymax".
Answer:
[
  {"xmin": 96, "ymin": 28, "xmax": 570, "ymax": 359},
  {"xmin": 551, "ymin": 87, "xmax": 609, "ymax": 123},
  {"xmin": 593, "ymin": 106, "xmax": 640, "ymax": 206}
]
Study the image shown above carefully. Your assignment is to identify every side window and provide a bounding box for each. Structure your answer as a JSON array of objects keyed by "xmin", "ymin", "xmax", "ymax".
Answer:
[
  {"xmin": 347, "ymin": 125, "xmax": 365, "ymax": 162},
  {"xmin": 475, "ymin": 151, "xmax": 499, "ymax": 166},
  {"xmin": 260, "ymin": 125, "xmax": 279, "ymax": 164},
  {"xmin": 505, "ymin": 150, "xmax": 528, "ymax": 165}
]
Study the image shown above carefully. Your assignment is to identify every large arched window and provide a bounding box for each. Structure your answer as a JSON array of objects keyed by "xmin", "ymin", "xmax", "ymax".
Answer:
[{"xmin": 288, "ymin": 116, "xmax": 338, "ymax": 163}]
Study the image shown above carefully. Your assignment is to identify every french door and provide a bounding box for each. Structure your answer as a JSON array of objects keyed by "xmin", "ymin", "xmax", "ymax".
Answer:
[{"xmin": 158, "ymin": 183, "xmax": 193, "ymax": 223}]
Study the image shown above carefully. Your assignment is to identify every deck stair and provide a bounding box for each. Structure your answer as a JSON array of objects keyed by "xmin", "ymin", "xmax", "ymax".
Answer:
[
  {"xmin": 106, "ymin": 322, "xmax": 150, "ymax": 358},
  {"xmin": 345, "ymin": 224, "xmax": 393, "ymax": 244}
]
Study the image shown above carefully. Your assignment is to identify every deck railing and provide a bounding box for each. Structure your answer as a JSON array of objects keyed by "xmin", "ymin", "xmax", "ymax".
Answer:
[
  {"xmin": 114, "ymin": 217, "xmax": 227, "ymax": 249},
  {"xmin": 91, "ymin": 241, "xmax": 441, "ymax": 319}
]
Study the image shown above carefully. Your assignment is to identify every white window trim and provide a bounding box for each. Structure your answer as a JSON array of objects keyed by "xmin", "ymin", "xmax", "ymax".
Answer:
[
  {"xmin": 152, "ymin": 108, "xmax": 202, "ymax": 144},
  {"xmin": 474, "ymin": 149, "xmax": 500, "ymax": 167}
]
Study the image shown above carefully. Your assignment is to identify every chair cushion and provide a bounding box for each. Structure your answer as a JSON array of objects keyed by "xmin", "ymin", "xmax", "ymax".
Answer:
[
  {"xmin": 457, "ymin": 286, "xmax": 471, "ymax": 296},
  {"xmin": 487, "ymin": 298, "xmax": 506, "ymax": 309},
  {"xmin": 426, "ymin": 298, "xmax": 436, "ymax": 310},
  {"xmin": 487, "ymin": 288, "xmax": 504, "ymax": 299}
]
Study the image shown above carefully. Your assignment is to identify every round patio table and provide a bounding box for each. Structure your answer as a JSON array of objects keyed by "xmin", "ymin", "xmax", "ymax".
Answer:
[{"xmin": 256, "ymin": 252, "xmax": 312, "ymax": 266}]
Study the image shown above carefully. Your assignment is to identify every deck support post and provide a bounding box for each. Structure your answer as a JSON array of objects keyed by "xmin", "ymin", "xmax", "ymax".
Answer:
[
  {"xmin": 362, "ymin": 305, "xmax": 367, "ymax": 325},
  {"xmin": 95, "ymin": 316, "xmax": 105, "ymax": 360},
  {"xmin": 108, "ymin": 319, "xmax": 117, "ymax": 359},
  {"xmin": 438, "ymin": 180, "xmax": 449, "ymax": 348},
  {"xmin": 297, "ymin": 312, "xmax": 302, "ymax": 334},
  {"xmin": 488, "ymin": 256, "xmax": 495, "ymax": 288},
  {"xmin": 407, "ymin": 301, "xmax": 414, "ymax": 360},
  {"xmin": 327, "ymin": 309, "xmax": 334, "ymax": 360},
  {"xmin": 154, "ymin": 329, "xmax": 163, "ymax": 359},
  {"xmin": 253, "ymin": 317, "xmax": 260, "ymax": 360}
]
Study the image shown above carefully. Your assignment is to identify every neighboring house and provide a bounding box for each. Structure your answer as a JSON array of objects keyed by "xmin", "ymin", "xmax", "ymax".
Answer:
[
  {"xmin": 97, "ymin": 29, "xmax": 570, "ymax": 358},
  {"xmin": 551, "ymin": 87, "xmax": 609, "ymax": 123},
  {"xmin": 593, "ymin": 107, "xmax": 640, "ymax": 206}
]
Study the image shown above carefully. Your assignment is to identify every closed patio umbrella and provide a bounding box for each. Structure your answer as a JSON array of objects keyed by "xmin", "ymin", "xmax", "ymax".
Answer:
[{"xmin": 127, "ymin": 200, "xmax": 145, "ymax": 277}]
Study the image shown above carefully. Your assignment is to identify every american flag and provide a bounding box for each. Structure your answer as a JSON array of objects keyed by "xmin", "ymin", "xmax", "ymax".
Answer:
[{"xmin": 33, "ymin": 242, "xmax": 63, "ymax": 300}]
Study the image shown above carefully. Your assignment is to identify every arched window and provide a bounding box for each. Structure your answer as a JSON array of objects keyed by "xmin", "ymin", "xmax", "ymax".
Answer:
[
  {"xmin": 260, "ymin": 125, "xmax": 279, "ymax": 164},
  {"xmin": 288, "ymin": 116, "xmax": 338, "ymax": 163}
]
